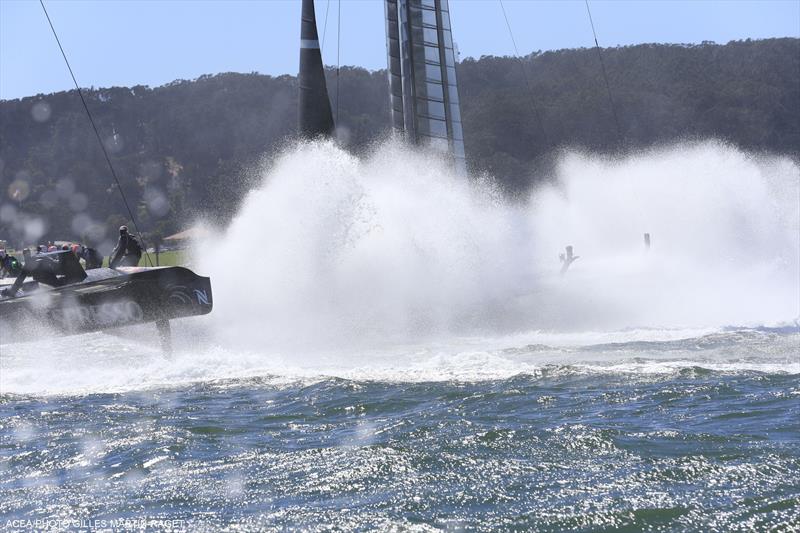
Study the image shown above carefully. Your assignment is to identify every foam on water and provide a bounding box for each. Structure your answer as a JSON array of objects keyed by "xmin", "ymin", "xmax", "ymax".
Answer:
[
  {"xmin": 1, "ymin": 139, "xmax": 798, "ymax": 395},
  {"xmin": 2, "ymin": 326, "xmax": 798, "ymax": 395},
  {"xmin": 201, "ymin": 139, "xmax": 798, "ymax": 345}
]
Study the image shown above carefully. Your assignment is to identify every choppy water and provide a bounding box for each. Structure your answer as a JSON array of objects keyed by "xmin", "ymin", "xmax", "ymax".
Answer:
[
  {"xmin": 1, "ymin": 327, "xmax": 799, "ymax": 531},
  {"xmin": 2, "ymin": 140, "xmax": 798, "ymax": 530}
]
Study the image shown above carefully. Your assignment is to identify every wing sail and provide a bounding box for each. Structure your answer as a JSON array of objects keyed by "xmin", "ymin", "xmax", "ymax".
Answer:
[
  {"xmin": 299, "ymin": 0, "xmax": 335, "ymax": 137},
  {"xmin": 385, "ymin": 0, "xmax": 466, "ymax": 172}
]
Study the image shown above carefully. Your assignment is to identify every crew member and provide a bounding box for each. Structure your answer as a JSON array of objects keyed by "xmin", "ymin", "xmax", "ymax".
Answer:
[
  {"xmin": 79, "ymin": 245, "xmax": 104, "ymax": 270},
  {"xmin": 0, "ymin": 250, "xmax": 22, "ymax": 278},
  {"xmin": 109, "ymin": 225, "xmax": 142, "ymax": 268},
  {"xmin": 2, "ymin": 249, "xmax": 87, "ymax": 298},
  {"xmin": 559, "ymin": 245, "xmax": 580, "ymax": 275}
]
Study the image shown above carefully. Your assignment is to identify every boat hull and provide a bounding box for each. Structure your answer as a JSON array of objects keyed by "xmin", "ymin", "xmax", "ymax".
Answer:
[{"xmin": 0, "ymin": 266, "xmax": 212, "ymax": 339}]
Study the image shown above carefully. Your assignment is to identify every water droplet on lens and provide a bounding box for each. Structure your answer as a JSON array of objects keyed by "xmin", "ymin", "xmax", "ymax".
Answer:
[
  {"xmin": 56, "ymin": 178, "xmax": 76, "ymax": 198},
  {"xmin": 144, "ymin": 187, "xmax": 170, "ymax": 217},
  {"xmin": 23, "ymin": 217, "xmax": 47, "ymax": 241},
  {"xmin": 71, "ymin": 213, "xmax": 92, "ymax": 235},
  {"xmin": 105, "ymin": 132, "xmax": 124, "ymax": 154},
  {"xmin": 40, "ymin": 190, "xmax": 58, "ymax": 209},
  {"xmin": 0, "ymin": 203, "xmax": 18, "ymax": 222},
  {"xmin": 69, "ymin": 192, "xmax": 89, "ymax": 212},
  {"xmin": 139, "ymin": 160, "xmax": 163, "ymax": 182},
  {"xmin": 8, "ymin": 179, "xmax": 30, "ymax": 202},
  {"xmin": 31, "ymin": 101, "xmax": 52, "ymax": 123},
  {"xmin": 86, "ymin": 222, "xmax": 106, "ymax": 242}
]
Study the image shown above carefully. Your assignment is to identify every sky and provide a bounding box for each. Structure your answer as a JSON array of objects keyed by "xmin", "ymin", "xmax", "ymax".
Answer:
[{"xmin": 1, "ymin": 0, "xmax": 798, "ymax": 100}]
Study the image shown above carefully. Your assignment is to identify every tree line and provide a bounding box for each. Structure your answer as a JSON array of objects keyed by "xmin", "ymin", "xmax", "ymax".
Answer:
[{"xmin": 0, "ymin": 38, "xmax": 797, "ymax": 249}]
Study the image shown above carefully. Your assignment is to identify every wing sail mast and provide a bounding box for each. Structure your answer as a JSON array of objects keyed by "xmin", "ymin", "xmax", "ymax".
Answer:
[
  {"xmin": 385, "ymin": 0, "xmax": 466, "ymax": 172},
  {"xmin": 298, "ymin": 0, "xmax": 335, "ymax": 137}
]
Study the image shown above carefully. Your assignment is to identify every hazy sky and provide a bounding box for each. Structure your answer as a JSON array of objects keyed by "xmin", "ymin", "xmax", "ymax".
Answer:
[{"xmin": 1, "ymin": 0, "xmax": 798, "ymax": 100}]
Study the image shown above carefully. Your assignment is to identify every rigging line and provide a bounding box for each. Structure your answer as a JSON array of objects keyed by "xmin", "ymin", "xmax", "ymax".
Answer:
[
  {"xmin": 321, "ymin": 0, "xmax": 331, "ymax": 51},
  {"xmin": 39, "ymin": 0, "xmax": 153, "ymax": 267},
  {"xmin": 584, "ymin": 0, "xmax": 623, "ymax": 143},
  {"xmin": 498, "ymin": 0, "xmax": 552, "ymax": 150},
  {"xmin": 335, "ymin": 0, "xmax": 341, "ymax": 124}
]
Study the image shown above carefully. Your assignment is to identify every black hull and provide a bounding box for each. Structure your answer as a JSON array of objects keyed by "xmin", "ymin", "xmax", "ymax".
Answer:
[{"xmin": 0, "ymin": 266, "xmax": 212, "ymax": 338}]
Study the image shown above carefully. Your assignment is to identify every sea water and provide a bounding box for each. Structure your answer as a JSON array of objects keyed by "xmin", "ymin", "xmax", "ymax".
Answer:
[{"xmin": 1, "ymin": 140, "xmax": 798, "ymax": 531}]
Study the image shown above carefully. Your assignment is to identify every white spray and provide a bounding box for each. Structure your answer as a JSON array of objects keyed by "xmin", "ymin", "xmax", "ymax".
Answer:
[
  {"xmin": 199, "ymin": 139, "xmax": 799, "ymax": 349},
  {"xmin": 3, "ymin": 139, "xmax": 798, "ymax": 395}
]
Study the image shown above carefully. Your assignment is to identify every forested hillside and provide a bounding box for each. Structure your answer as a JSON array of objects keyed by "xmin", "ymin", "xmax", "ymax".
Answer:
[{"xmin": 1, "ymin": 38, "xmax": 797, "ymax": 248}]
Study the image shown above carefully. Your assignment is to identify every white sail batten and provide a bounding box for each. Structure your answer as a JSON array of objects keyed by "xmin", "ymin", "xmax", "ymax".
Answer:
[{"xmin": 385, "ymin": 0, "xmax": 466, "ymax": 173}]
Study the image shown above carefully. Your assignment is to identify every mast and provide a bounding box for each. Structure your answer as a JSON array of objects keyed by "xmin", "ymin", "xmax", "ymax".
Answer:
[
  {"xmin": 385, "ymin": 0, "xmax": 466, "ymax": 173},
  {"xmin": 298, "ymin": 0, "xmax": 335, "ymax": 137}
]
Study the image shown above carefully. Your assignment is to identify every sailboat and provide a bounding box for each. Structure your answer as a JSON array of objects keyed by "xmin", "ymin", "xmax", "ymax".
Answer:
[
  {"xmin": 1, "ymin": 0, "xmax": 467, "ymax": 348},
  {"xmin": 299, "ymin": 0, "xmax": 466, "ymax": 173},
  {"xmin": 0, "ymin": 7, "xmax": 214, "ymax": 351},
  {"xmin": 0, "ymin": 248, "xmax": 212, "ymax": 349}
]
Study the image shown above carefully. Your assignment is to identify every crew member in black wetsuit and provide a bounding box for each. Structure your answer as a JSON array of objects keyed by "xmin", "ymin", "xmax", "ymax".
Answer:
[
  {"xmin": 109, "ymin": 226, "xmax": 142, "ymax": 268},
  {"xmin": 0, "ymin": 250, "xmax": 22, "ymax": 278},
  {"xmin": 1, "ymin": 249, "xmax": 87, "ymax": 298},
  {"xmin": 79, "ymin": 245, "xmax": 104, "ymax": 270}
]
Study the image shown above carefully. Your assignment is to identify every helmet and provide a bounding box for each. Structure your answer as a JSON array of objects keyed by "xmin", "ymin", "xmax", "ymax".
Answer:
[
  {"xmin": 119, "ymin": 225, "xmax": 128, "ymax": 234},
  {"xmin": 62, "ymin": 244, "xmax": 70, "ymax": 250}
]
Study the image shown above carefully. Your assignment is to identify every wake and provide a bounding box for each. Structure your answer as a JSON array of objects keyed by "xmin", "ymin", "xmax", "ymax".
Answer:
[{"xmin": 2, "ymin": 139, "xmax": 798, "ymax": 395}]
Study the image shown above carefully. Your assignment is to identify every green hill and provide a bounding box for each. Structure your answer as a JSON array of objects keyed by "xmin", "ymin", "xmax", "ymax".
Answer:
[{"xmin": 1, "ymin": 38, "xmax": 797, "ymax": 249}]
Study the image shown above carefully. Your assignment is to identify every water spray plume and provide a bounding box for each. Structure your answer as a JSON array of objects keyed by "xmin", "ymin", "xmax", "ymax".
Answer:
[
  {"xmin": 3, "ymin": 139, "xmax": 797, "ymax": 396},
  {"xmin": 200, "ymin": 139, "xmax": 799, "ymax": 349}
]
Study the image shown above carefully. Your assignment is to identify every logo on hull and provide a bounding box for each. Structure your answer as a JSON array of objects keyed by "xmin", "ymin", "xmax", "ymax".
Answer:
[{"xmin": 194, "ymin": 289, "xmax": 209, "ymax": 306}]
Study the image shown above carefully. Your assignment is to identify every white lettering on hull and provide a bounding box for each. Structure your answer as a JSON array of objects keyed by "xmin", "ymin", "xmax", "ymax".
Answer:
[{"xmin": 194, "ymin": 289, "xmax": 209, "ymax": 306}]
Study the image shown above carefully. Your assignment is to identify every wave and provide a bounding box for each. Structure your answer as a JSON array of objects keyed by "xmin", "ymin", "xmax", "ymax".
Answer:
[
  {"xmin": 2, "ymin": 140, "xmax": 798, "ymax": 396},
  {"xmin": 1, "ymin": 325, "xmax": 797, "ymax": 397}
]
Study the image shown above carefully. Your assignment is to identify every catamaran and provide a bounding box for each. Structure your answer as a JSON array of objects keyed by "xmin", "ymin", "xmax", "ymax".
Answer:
[
  {"xmin": 0, "ymin": 4, "xmax": 215, "ymax": 351},
  {"xmin": 0, "ymin": 249, "xmax": 211, "ymax": 350},
  {"xmin": 1, "ymin": 0, "xmax": 467, "ymax": 349}
]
